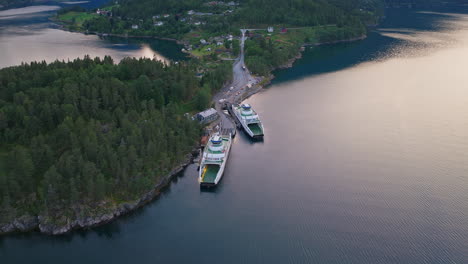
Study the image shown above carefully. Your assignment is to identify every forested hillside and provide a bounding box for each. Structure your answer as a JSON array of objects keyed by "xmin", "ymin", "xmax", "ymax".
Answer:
[
  {"xmin": 0, "ymin": 57, "xmax": 230, "ymax": 227},
  {"xmin": 232, "ymin": 0, "xmax": 383, "ymax": 26},
  {"xmin": 112, "ymin": 0, "xmax": 383, "ymax": 23},
  {"xmin": 80, "ymin": 0, "xmax": 383, "ymax": 38}
]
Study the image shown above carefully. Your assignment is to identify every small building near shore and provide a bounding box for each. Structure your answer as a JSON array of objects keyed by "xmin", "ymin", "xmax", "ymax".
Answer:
[
  {"xmin": 131, "ymin": 24, "xmax": 139, "ymax": 30},
  {"xmin": 195, "ymin": 108, "xmax": 218, "ymax": 124},
  {"xmin": 97, "ymin": 9, "xmax": 111, "ymax": 16}
]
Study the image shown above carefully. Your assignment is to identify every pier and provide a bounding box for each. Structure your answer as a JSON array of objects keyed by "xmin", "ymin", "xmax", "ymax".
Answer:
[{"xmin": 213, "ymin": 29, "xmax": 254, "ymax": 134}]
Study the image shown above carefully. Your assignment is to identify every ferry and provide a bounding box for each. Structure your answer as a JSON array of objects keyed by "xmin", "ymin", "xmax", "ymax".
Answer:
[
  {"xmin": 232, "ymin": 103, "xmax": 264, "ymax": 139},
  {"xmin": 198, "ymin": 133, "xmax": 232, "ymax": 188}
]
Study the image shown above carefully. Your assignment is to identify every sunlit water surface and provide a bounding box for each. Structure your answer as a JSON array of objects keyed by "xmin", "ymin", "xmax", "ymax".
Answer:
[{"xmin": 0, "ymin": 4, "xmax": 185, "ymax": 68}]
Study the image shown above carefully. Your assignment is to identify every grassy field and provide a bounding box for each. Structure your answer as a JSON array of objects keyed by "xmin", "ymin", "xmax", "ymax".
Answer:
[
  {"xmin": 101, "ymin": 5, "xmax": 118, "ymax": 11},
  {"xmin": 57, "ymin": 12, "xmax": 97, "ymax": 28},
  {"xmin": 190, "ymin": 43, "xmax": 218, "ymax": 57}
]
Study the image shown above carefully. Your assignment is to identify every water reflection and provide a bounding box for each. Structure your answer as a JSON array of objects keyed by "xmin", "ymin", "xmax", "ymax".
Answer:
[
  {"xmin": 272, "ymin": 7, "xmax": 468, "ymax": 85},
  {"xmin": 0, "ymin": 4, "xmax": 186, "ymax": 68},
  {"xmin": 62, "ymin": 1, "xmax": 91, "ymax": 5},
  {"xmin": 0, "ymin": 5, "xmax": 60, "ymax": 18}
]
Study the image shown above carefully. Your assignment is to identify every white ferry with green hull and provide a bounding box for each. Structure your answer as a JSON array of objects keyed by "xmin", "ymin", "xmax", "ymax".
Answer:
[
  {"xmin": 198, "ymin": 133, "xmax": 232, "ymax": 188},
  {"xmin": 232, "ymin": 104, "xmax": 264, "ymax": 139}
]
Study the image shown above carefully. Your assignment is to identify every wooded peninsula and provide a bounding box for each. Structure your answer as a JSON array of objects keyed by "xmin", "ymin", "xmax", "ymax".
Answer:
[{"xmin": 0, "ymin": 57, "xmax": 231, "ymax": 233}]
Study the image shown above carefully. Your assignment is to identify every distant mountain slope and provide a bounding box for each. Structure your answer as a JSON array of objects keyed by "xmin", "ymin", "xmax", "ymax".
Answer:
[{"xmin": 111, "ymin": 0, "xmax": 384, "ymax": 26}]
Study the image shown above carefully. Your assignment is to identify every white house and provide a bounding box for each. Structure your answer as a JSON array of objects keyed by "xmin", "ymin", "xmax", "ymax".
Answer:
[
  {"xmin": 154, "ymin": 21, "xmax": 164, "ymax": 26},
  {"xmin": 200, "ymin": 39, "xmax": 207, "ymax": 45},
  {"xmin": 131, "ymin": 24, "xmax": 139, "ymax": 29},
  {"xmin": 163, "ymin": 14, "xmax": 170, "ymax": 18},
  {"xmin": 267, "ymin": 26, "xmax": 274, "ymax": 33},
  {"xmin": 217, "ymin": 41, "xmax": 223, "ymax": 46},
  {"xmin": 187, "ymin": 10, "xmax": 195, "ymax": 15}
]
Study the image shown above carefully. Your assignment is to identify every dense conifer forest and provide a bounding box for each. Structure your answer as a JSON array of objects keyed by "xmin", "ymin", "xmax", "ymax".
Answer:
[{"xmin": 0, "ymin": 57, "xmax": 231, "ymax": 225}]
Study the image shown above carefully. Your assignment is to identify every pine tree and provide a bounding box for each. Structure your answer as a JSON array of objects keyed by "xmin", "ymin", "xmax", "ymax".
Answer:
[
  {"xmin": 95, "ymin": 173, "xmax": 106, "ymax": 201},
  {"xmin": 11, "ymin": 146, "xmax": 35, "ymax": 193},
  {"xmin": 43, "ymin": 166, "xmax": 62, "ymax": 209},
  {"xmin": 69, "ymin": 177, "xmax": 79, "ymax": 205},
  {"xmin": 1, "ymin": 193, "xmax": 14, "ymax": 221}
]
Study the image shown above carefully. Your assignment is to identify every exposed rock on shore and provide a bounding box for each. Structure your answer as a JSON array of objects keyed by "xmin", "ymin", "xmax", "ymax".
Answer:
[{"xmin": 0, "ymin": 151, "xmax": 196, "ymax": 236}]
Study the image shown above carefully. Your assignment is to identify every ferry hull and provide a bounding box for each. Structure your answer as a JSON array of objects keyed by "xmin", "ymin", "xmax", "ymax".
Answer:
[
  {"xmin": 198, "ymin": 135, "xmax": 232, "ymax": 187},
  {"xmin": 232, "ymin": 105, "xmax": 264, "ymax": 139},
  {"xmin": 252, "ymin": 134, "xmax": 264, "ymax": 139},
  {"xmin": 200, "ymin": 182, "xmax": 217, "ymax": 188}
]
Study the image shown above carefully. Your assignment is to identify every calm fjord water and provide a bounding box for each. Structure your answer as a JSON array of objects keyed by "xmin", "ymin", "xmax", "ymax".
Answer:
[
  {"xmin": 2, "ymin": 6, "xmax": 468, "ymax": 264},
  {"xmin": 0, "ymin": 3, "xmax": 186, "ymax": 68}
]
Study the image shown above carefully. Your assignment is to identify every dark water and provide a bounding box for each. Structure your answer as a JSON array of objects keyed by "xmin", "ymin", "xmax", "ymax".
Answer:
[
  {"xmin": 3, "ymin": 7, "xmax": 468, "ymax": 264},
  {"xmin": 0, "ymin": 2, "xmax": 186, "ymax": 68}
]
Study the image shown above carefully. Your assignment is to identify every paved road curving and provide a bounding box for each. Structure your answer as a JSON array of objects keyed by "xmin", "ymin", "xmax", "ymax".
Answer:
[{"xmin": 213, "ymin": 29, "xmax": 256, "ymax": 131}]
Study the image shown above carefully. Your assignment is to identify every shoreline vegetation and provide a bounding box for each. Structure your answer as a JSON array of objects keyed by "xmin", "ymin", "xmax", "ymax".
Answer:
[
  {"xmin": 1, "ymin": 0, "xmax": 385, "ymax": 235},
  {"xmin": 242, "ymin": 34, "xmax": 369, "ymax": 100},
  {"xmin": 0, "ymin": 57, "xmax": 231, "ymax": 235}
]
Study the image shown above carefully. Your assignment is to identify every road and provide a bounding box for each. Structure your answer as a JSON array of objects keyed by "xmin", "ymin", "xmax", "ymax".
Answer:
[{"xmin": 213, "ymin": 29, "xmax": 259, "ymax": 132}]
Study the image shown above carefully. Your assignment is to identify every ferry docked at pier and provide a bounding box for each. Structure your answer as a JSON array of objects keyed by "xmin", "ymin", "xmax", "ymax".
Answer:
[
  {"xmin": 232, "ymin": 103, "xmax": 264, "ymax": 139},
  {"xmin": 198, "ymin": 133, "xmax": 232, "ymax": 188}
]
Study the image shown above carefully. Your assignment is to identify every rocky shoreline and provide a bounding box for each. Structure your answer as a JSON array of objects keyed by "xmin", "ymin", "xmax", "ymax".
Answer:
[
  {"xmin": 51, "ymin": 19, "xmax": 188, "ymax": 45},
  {"xmin": 0, "ymin": 150, "xmax": 198, "ymax": 235},
  {"xmin": 266, "ymin": 34, "xmax": 368, "ymax": 82},
  {"xmin": 70, "ymin": 30, "xmax": 181, "ymax": 43},
  {"xmin": 312, "ymin": 34, "xmax": 367, "ymax": 46}
]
